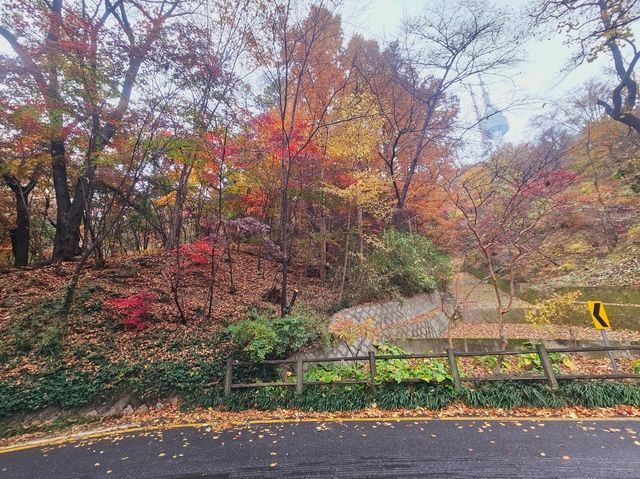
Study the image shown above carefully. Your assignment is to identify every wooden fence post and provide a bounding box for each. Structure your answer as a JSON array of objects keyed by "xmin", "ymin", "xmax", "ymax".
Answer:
[
  {"xmin": 224, "ymin": 359, "xmax": 234, "ymax": 396},
  {"xmin": 296, "ymin": 358, "xmax": 304, "ymax": 395},
  {"xmin": 446, "ymin": 348, "xmax": 462, "ymax": 391},
  {"xmin": 536, "ymin": 343, "xmax": 558, "ymax": 389},
  {"xmin": 368, "ymin": 350, "xmax": 377, "ymax": 390}
]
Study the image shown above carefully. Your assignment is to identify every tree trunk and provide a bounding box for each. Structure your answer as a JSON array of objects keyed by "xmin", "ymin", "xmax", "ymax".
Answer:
[
  {"xmin": 279, "ymin": 125, "xmax": 290, "ymax": 317},
  {"xmin": 338, "ymin": 206, "xmax": 352, "ymax": 303},
  {"xmin": 319, "ymin": 214, "xmax": 327, "ymax": 283},
  {"xmin": 3, "ymin": 175, "xmax": 35, "ymax": 267},
  {"xmin": 53, "ymin": 212, "xmax": 83, "ymax": 260},
  {"xmin": 10, "ymin": 207, "xmax": 29, "ymax": 267},
  {"xmin": 392, "ymin": 207, "xmax": 407, "ymax": 231},
  {"xmin": 357, "ymin": 206, "xmax": 364, "ymax": 256},
  {"xmin": 280, "ymin": 184, "xmax": 288, "ymax": 317},
  {"xmin": 486, "ymin": 259, "xmax": 507, "ymax": 351},
  {"xmin": 166, "ymin": 164, "xmax": 192, "ymax": 251},
  {"xmin": 51, "ymin": 140, "xmax": 86, "ymax": 261}
]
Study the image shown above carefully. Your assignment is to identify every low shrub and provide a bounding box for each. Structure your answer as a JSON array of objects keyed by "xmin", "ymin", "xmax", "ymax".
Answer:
[
  {"xmin": 560, "ymin": 381, "xmax": 640, "ymax": 408},
  {"xmin": 462, "ymin": 381, "xmax": 565, "ymax": 409},
  {"xmin": 375, "ymin": 343, "xmax": 451, "ymax": 384},
  {"xmin": 223, "ymin": 381, "xmax": 640, "ymax": 412},
  {"xmin": 225, "ymin": 308, "xmax": 328, "ymax": 361},
  {"xmin": 329, "ymin": 318, "xmax": 382, "ymax": 356},
  {"xmin": 376, "ymin": 383, "xmax": 455, "ymax": 410},
  {"xmin": 3, "ymin": 368, "xmax": 640, "ymax": 425},
  {"xmin": 517, "ymin": 351, "xmax": 573, "ymax": 374},
  {"xmin": 225, "ymin": 317, "xmax": 278, "ymax": 361},
  {"xmin": 304, "ymin": 362, "xmax": 369, "ymax": 383},
  {"xmin": 473, "ymin": 354, "xmax": 513, "ymax": 371},
  {"xmin": 347, "ymin": 229, "xmax": 451, "ymax": 302},
  {"xmin": 222, "ymin": 383, "xmax": 455, "ymax": 412},
  {"xmin": 106, "ymin": 291, "xmax": 156, "ymax": 330},
  {"xmin": 525, "ymin": 292, "xmax": 583, "ymax": 330},
  {"xmin": 301, "ymin": 344, "xmax": 452, "ymax": 385}
]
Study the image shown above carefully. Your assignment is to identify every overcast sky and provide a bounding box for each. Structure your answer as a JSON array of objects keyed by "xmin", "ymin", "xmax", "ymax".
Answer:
[
  {"xmin": 0, "ymin": 0, "xmax": 630, "ymax": 145},
  {"xmin": 341, "ymin": 0, "xmax": 626, "ymax": 144}
]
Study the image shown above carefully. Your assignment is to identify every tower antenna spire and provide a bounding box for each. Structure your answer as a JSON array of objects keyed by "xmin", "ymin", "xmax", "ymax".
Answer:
[{"xmin": 477, "ymin": 76, "xmax": 509, "ymax": 147}]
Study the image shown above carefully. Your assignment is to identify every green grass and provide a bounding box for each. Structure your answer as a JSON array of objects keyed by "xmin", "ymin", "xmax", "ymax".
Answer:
[
  {"xmin": 465, "ymin": 264, "xmax": 640, "ymax": 331},
  {"xmin": 520, "ymin": 286, "xmax": 640, "ymax": 330}
]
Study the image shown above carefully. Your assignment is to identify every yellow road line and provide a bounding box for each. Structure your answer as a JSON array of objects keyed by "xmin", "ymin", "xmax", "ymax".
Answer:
[
  {"xmin": 2, "ymin": 415, "xmax": 640, "ymax": 455},
  {"xmin": 0, "ymin": 422, "xmax": 210, "ymax": 455}
]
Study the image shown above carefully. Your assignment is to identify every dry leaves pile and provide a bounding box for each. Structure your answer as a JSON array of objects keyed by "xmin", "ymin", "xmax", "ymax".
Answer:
[
  {"xmin": 456, "ymin": 355, "xmax": 638, "ymax": 379},
  {"xmin": 448, "ymin": 322, "xmax": 640, "ymax": 342},
  {"xmin": 0, "ymin": 247, "xmax": 335, "ymax": 377}
]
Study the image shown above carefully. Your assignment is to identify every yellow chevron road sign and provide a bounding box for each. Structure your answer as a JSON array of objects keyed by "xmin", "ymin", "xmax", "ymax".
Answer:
[{"xmin": 587, "ymin": 301, "xmax": 611, "ymax": 330}]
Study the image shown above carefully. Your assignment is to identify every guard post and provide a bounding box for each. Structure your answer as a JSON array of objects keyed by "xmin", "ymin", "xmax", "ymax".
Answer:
[{"xmin": 587, "ymin": 300, "xmax": 619, "ymax": 374}]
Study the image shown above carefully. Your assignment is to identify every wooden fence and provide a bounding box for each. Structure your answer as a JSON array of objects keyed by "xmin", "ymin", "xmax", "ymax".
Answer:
[{"xmin": 224, "ymin": 344, "xmax": 640, "ymax": 396}]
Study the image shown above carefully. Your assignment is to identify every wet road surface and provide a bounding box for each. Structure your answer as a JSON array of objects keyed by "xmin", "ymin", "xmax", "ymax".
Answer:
[{"xmin": 2, "ymin": 418, "xmax": 640, "ymax": 478}]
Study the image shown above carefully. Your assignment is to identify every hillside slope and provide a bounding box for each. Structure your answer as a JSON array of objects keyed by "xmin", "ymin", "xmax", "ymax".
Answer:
[{"xmin": 0, "ymin": 248, "xmax": 334, "ymax": 379}]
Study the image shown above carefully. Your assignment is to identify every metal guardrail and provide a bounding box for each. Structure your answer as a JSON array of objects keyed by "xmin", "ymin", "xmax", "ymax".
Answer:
[{"xmin": 224, "ymin": 345, "xmax": 640, "ymax": 395}]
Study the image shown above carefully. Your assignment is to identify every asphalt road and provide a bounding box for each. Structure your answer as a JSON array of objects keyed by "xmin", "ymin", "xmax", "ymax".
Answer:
[{"xmin": 2, "ymin": 418, "xmax": 640, "ymax": 478}]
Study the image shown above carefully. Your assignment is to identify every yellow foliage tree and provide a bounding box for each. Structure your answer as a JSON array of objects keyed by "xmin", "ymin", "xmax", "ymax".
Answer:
[
  {"xmin": 327, "ymin": 92, "xmax": 383, "ymax": 168},
  {"xmin": 323, "ymin": 170, "xmax": 393, "ymax": 220},
  {"xmin": 329, "ymin": 316, "xmax": 382, "ymax": 356},
  {"xmin": 324, "ymin": 170, "xmax": 392, "ymax": 301},
  {"xmin": 525, "ymin": 291, "xmax": 583, "ymax": 342}
]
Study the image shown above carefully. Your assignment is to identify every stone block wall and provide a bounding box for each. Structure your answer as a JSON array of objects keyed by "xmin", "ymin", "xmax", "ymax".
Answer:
[
  {"xmin": 306, "ymin": 291, "xmax": 450, "ymax": 358},
  {"xmin": 8, "ymin": 394, "xmax": 177, "ymax": 428}
]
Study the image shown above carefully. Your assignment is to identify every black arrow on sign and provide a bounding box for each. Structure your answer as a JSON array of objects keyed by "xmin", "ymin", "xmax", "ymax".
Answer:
[{"xmin": 592, "ymin": 302, "xmax": 608, "ymax": 328}]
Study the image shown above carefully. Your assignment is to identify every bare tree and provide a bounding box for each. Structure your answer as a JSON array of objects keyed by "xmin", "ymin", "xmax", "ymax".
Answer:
[
  {"xmin": 443, "ymin": 139, "xmax": 574, "ymax": 348},
  {"xmin": 554, "ymin": 81, "xmax": 626, "ymax": 250},
  {"xmin": 380, "ymin": 0, "xmax": 521, "ymax": 227},
  {"xmin": 530, "ymin": 0, "xmax": 640, "ymax": 134}
]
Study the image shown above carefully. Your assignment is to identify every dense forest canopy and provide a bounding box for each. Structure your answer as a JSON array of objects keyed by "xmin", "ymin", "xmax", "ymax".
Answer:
[{"xmin": 0, "ymin": 0, "xmax": 638, "ymax": 323}]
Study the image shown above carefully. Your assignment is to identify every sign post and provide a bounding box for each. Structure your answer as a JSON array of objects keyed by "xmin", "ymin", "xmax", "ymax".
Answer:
[{"xmin": 586, "ymin": 300, "xmax": 619, "ymax": 374}]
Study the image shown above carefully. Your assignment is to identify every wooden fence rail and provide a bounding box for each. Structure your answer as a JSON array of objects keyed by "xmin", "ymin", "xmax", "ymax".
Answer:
[{"xmin": 224, "ymin": 344, "xmax": 640, "ymax": 396}]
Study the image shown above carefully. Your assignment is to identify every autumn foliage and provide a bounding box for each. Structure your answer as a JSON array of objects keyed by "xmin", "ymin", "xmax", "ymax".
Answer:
[
  {"xmin": 0, "ymin": 1, "xmax": 638, "ymax": 341},
  {"xmin": 107, "ymin": 292, "xmax": 157, "ymax": 331}
]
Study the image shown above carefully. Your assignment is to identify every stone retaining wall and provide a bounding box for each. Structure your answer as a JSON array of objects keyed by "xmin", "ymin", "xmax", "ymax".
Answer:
[
  {"xmin": 8, "ymin": 394, "xmax": 176, "ymax": 427},
  {"xmin": 306, "ymin": 291, "xmax": 450, "ymax": 358}
]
